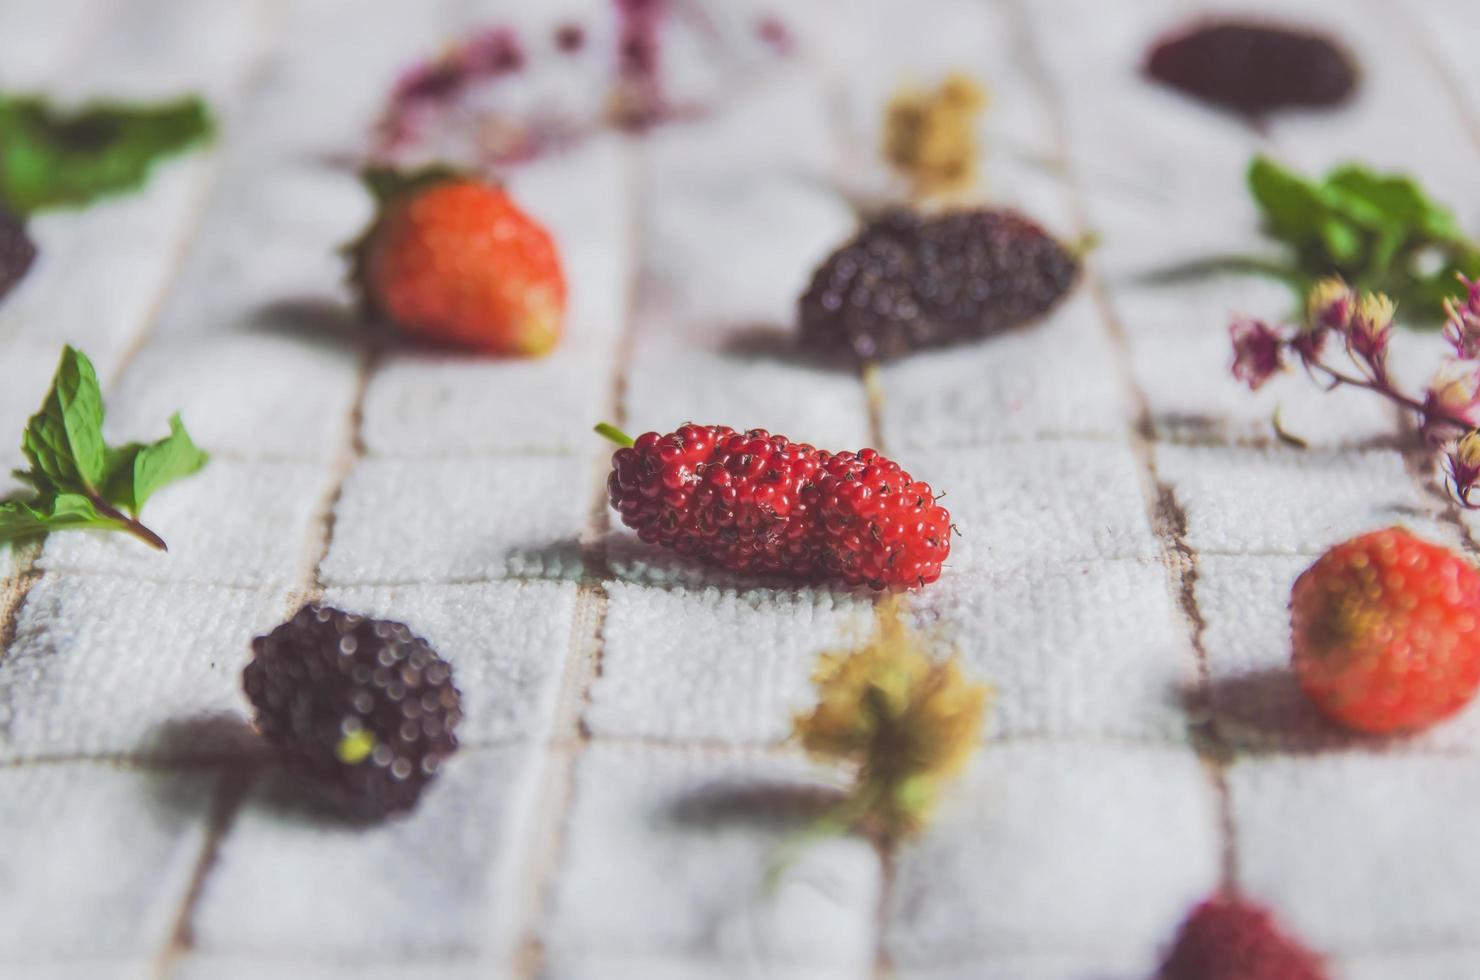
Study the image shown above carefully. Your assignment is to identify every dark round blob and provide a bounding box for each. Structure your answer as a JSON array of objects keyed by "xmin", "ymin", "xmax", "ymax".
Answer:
[
  {"xmin": 0, "ymin": 208, "xmax": 36, "ymax": 303},
  {"xmin": 554, "ymin": 23, "xmax": 585, "ymax": 53},
  {"xmin": 797, "ymin": 208, "xmax": 1079, "ymax": 363},
  {"xmin": 243, "ymin": 604, "xmax": 462, "ymax": 820},
  {"xmin": 1146, "ymin": 21, "xmax": 1357, "ymax": 117}
]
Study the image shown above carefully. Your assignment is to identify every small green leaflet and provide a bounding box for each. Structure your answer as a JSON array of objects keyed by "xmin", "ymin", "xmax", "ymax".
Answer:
[
  {"xmin": 0, "ymin": 94, "xmax": 213, "ymax": 216},
  {"xmin": 0, "ymin": 346, "xmax": 208, "ymax": 550},
  {"xmin": 1244, "ymin": 155, "xmax": 1480, "ymax": 324},
  {"xmin": 102, "ymin": 414, "xmax": 208, "ymax": 518},
  {"xmin": 0, "ymin": 493, "xmax": 124, "ymax": 538},
  {"xmin": 19, "ymin": 343, "xmax": 107, "ymax": 492}
]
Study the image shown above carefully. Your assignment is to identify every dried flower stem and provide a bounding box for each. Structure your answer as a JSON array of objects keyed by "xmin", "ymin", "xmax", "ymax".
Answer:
[{"xmin": 1230, "ymin": 274, "xmax": 1480, "ymax": 507}]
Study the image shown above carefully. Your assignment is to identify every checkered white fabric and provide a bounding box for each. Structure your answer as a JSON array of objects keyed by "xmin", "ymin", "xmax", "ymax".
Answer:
[{"xmin": 4, "ymin": 0, "xmax": 1480, "ymax": 977}]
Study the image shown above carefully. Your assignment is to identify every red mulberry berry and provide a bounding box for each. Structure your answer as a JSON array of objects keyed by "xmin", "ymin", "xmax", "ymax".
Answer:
[
  {"xmin": 1160, "ymin": 896, "xmax": 1327, "ymax": 980},
  {"xmin": 603, "ymin": 423, "xmax": 952, "ymax": 590}
]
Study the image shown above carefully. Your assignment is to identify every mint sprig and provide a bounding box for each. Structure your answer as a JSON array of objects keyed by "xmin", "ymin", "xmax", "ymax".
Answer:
[
  {"xmin": 1, "ymin": 347, "xmax": 208, "ymax": 551},
  {"xmin": 1245, "ymin": 156, "xmax": 1480, "ymax": 324},
  {"xmin": 0, "ymin": 94, "xmax": 213, "ymax": 215}
]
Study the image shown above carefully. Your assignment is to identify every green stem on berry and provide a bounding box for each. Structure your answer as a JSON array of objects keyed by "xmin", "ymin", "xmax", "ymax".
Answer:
[
  {"xmin": 594, "ymin": 422, "xmax": 635, "ymax": 448},
  {"xmin": 1067, "ymin": 231, "xmax": 1101, "ymax": 260}
]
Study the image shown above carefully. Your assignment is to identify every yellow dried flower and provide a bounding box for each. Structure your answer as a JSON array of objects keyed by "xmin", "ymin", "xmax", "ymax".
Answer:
[
  {"xmin": 1306, "ymin": 275, "xmax": 1353, "ymax": 330},
  {"xmin": 1457, "ymin": 429, "xmax": 1480, "ymax": 469},
  {"xmin": 793, "ymin": 597, "xmax": 990, "ymax": 838},
  {"xmin": 882, "ymin": 72, "xmax": 988, "ymax": 199}
]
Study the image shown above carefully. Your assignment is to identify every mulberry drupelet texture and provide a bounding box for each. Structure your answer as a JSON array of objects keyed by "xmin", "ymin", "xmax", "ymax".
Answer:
[
  {"xmin": 798, "ymin": 207, "xmax": 1079, "ymax": 362},
  {"xmin": 244, "ymin": 604, "xmax": 462, "ymax": 819},
  {"xmin": 604, "ymin": 423, "xmax": 952, "ymax": 590}
]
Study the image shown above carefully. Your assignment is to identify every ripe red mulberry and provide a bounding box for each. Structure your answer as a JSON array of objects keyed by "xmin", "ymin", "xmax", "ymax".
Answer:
[
  {"xmin": 604, "ymin": 423, "xmax": 952, "ymax": 590},
  {"xmin": 1160, "ymin": 896, "xmax": 1327, "ymax": 980},
  {"xmin": 798, "ymin": 207, "xmax": 1079, "ymax": 362}
]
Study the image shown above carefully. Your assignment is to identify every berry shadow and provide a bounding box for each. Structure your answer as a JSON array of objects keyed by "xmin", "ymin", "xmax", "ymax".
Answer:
[
  {"xmin": 1178, "ymin": 669, "xmax": 1394, "ymax": 755},
  {"xmin": 249, "ymin": 297, "xmax": 375, "ymax": 348},
  {"xmin": 667, "ymin": 779, "xmax": 844, "ymax": 833},
  {"xmin": 138, "ymin": 715, "xmax": 264, "ymax": 827},
  {"xmin": 247, "ymin": 766, "xmax": 404, "ymax": 829},
  {"xmin": 716, "ymin": 322, "xmax": 856, "ymax": 373},
  {"xmin": 602, "ymin": 529, "xmax": 882, "ymax": 599},
  {"xmin": 147, "ymin": 712, "xmax": 266, "ymax": 761},
  {"xmin": 141, "ymin": 716, "xmax": 393, "ymax": 829}
]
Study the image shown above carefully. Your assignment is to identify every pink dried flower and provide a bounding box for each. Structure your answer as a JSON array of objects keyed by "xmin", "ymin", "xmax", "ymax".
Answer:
[
  {"xmin": 1230, "ymin": 317, "xmax": 1286, "ymax": 390},
  {"xmin": 1423, "ymin": 361, "xmax": 1480, "ymax": 442},
  {"xmin": 1233, "ymin": 281, "xmax": 1480, "ymax": 508},
  {"xmin": 1450, "ymin": 431, "xmax": 1480, "ymax": 507},
  {"xmin": 1444, "ymin": 274, "xmax": 1480, "ymax": 360},
  {"xmin": 1289, "ymin": 320, "xmax": 1328, "ymax": 368},
  {"xmin": 461, "ymin": 27, "xmax": 523, "ymax": 75}
]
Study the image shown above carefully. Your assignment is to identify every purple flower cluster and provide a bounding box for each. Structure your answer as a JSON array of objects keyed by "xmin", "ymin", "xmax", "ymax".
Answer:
[{"xmin": 1230, "ymin": 275, "xmax": 1480, "ymax": 505}]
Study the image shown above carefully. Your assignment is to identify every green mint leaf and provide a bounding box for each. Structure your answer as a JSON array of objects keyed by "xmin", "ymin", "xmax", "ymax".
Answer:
[
  {"xmin": 0, "ymin": 94, "xmax": 213, "ymax": 215},
  {"xmin": 1323, "ymin": 167, "xmax": 1462, "ymax": 241},
  {"xmin": 102, "ymin": 413, "xmax": 208, "ymax": 516},
  {"xmin": 1367, "ymin": 226, "xmax": 1407, "ymax": 280},
  {"xmin": 0, "ymin": 492, "xmax": 122, "ymax": 544},
  {"xmin": 20, "ymin": 345, "xmax": 107, "ymax": 493},
  {"xmin": 1316, "ymin": 215, "xmax": 1363, "ymax": 265},
  {"xmin": 5, "ymin": 345, "xmax": 196, "ymax": 551},
  {"xmin": 1236, "ymin": 157, "xmax": 1480, "ymax": 324},
  {"xmin": 1248, "ymin": 156, "xmax": 1326, "ymax": 245}
]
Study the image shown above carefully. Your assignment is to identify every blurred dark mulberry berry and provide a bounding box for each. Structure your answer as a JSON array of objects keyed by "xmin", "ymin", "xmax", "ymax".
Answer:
[
  {"xmin": 798, "ymin": 207, "xmax": 1079, "ymax": 362},
  {"xmin": 1146, "ymin": 21, "xmax": 1357, "ymax": 118},
  {"xmin": 0, "ymin": 207, "xmax": 36, "ymax": 303},
  {"xmin": 244, "ymin": 605, "xmax": 462, "ymax": 820}
]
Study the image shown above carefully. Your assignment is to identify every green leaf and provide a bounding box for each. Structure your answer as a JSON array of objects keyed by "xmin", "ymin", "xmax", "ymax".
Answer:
[
  {"xmin": 1324, "ymin": 166, "xmax": 1462, "ymax": 241},
  {"xmin": 359, "ymin": 164, "xmax": 464, "ymax": 206},
  {"xmin": 1367, "ymin": 226, "xmax": 1408, "ymax": 280},
  {"xmin": 1248, "ymin": 156, "xmax": 1326, "ymax": 244},
  {"xmin": 1316, "ymin": 215, "xmax": 1363, "ymax": 265},
  {"xmin": 20, "ymin": 345, "xmax": 107, "ymax": 493},
  {"xmin": 0, "ymin": 94, "xmax": 214, "ymax": 215},
  {"xmin": 0, "ymin": 492, "xmax": 123, "ymax": 544},
  {"xmin": 101, "ymin": 413, "xmax": 208, "ymax": 516},
  {"xmin": 1224, "ymin": 156, "xmax": 1480, "ymax": 325}
]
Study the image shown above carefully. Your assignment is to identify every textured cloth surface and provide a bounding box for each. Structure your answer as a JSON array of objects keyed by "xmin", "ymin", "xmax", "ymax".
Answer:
[{"xmin": 4, "ymin": 1, "xmax": 1480, "ymax": 978}]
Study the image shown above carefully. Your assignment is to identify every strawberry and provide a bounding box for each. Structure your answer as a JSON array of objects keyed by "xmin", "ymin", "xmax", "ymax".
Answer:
[
  {"xmin": 349, "ymin": 167, "xmax": 565, "ymax": 355},
  {"xmin": 1290, "ymin": 527, "xmax": 1480, "ymax": 734},
  {"xmin": 1160, "ymin": 895, "xmax": 1327, "ymax": 980},
  {"xmin": 598, "ymin": 422, "xmax": 951, "ymax": 590}
]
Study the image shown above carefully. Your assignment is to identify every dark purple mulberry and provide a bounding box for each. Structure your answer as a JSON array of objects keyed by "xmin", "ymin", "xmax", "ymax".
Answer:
[
  {"xmin": 798, "ymin": 207, "xmax": 1079, "ymax": 363},
  {"xmin": 1146, "ymin": 21, "xmax": 1357, "ymax": 118},
  {"xmin": 244, "ymin": 604, "xmax": 462, "ymax": 820},
  {"xmin": 0, "ymin": 207, "xmax": 36, "ymax": 303}
]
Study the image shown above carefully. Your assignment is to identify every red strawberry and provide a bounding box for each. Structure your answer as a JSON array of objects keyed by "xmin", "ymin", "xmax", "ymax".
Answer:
[
  {"xmin": 1160, "ymin": 895, "xmax": 1326, "ymax": 980},
  {"xmin": 599, "ymin": 423, "xmax": 951, "ymax": 590},
  {"xmin": 1290, "ymin": 527, "xmax": 1480, "ymax": 734},
  {"xmin": 350, "ymin": 167, "xmax": 565, "ymax": 355}
]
